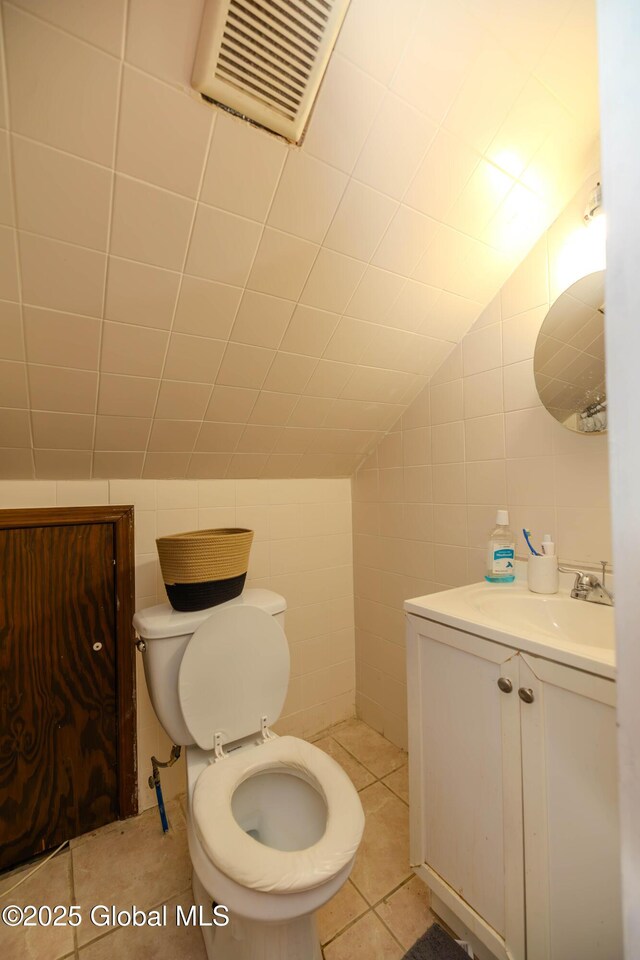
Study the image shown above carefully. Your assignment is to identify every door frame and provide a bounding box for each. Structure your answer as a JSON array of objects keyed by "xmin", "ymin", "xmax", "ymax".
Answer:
[{"xmin": 0, "ymin": 504, "xmax": 138, "ymax": 820}]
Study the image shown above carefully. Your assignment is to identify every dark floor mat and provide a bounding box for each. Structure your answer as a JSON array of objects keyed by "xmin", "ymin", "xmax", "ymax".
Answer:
[{"xmin": 402, "ymin": 922, "xmax": 471, "ymax": 960}]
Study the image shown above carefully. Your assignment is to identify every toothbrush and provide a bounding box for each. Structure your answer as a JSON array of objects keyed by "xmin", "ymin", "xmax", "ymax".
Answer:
[{"xmin": 523, "ymin": 528, "xmax": 541, "ymax": 556}]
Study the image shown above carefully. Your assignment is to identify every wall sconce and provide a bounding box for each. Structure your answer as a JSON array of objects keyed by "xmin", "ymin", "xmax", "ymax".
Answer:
[{"xmin": 584, "ymin": 181, "xmax": 603, "ymax": 222}]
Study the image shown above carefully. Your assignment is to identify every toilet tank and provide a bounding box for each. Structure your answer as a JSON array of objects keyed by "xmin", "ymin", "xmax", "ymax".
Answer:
[{"xmin": 133, "ymin": 589, "xmax": 287, "ymax": 745}]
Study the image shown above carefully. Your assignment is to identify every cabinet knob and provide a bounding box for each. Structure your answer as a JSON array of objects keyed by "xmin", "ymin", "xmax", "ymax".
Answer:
[
  {"xmin": 518, "ymin": 687, "xmax": 535, "ymax": 704},
  {"xmin": 497, "ymin": 677, "xmax": 512, "ymax": 693}
]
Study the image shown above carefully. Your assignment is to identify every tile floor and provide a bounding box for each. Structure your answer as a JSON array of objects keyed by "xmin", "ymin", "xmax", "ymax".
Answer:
[{"xmin": 0, "ymin": 719, "xmax": 437, "ymax": 960}]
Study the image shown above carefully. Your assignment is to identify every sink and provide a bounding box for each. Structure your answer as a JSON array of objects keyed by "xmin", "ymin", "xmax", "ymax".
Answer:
[
  {"xmin": 469, "ymin": 590, "xmax": 615, "ymax": 650},
  {"xmin": 404, "ymin": 574, "xmax": 616, "ymax": 677}
]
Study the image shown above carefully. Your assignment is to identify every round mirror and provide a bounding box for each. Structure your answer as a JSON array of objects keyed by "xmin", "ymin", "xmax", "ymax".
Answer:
[{"xmin": 534, "ymin": 270, "xmax": 606, "ymax": 433}]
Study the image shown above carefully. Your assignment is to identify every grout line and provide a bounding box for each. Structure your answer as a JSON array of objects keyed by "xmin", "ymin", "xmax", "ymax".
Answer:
[{"xmin": 90, "ymin": 0, "xmax": 129, "ymax": 479}]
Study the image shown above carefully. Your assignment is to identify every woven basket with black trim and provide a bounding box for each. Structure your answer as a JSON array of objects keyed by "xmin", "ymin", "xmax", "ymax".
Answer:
[{"xmin": 156, "ymin": 528, "xmax": 254, "ymax": 612}]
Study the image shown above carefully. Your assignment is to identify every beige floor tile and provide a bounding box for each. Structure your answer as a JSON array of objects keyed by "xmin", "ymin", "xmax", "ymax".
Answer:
[
  {"xmin": 350, "ymin": 783, "xmax": 411, "ymax": 905},
  {"xmin": 317, "ymin": 880, "xmax": 368, "ymax": 945},
  {"xmin": 77, "ymin": 894, "xmax": 206, "ymax": 959},
  {"xmin": 0, "ymin": 851, "xmax": 74, "ymax": 960},
  {"xmin": 314, "ymin": 736, "xmax": 376, "ymax": 791},
  {"xmin": 72, "ymin": 801, "xmax": 191, "ymax": 946},
  {"xmin": 382, "ymin": 764, "xmax": 409, "ymax": 804},
  {"xmin": 323, "ymin": 911, "xmax": 403, "ymax": 960},
  {"xmin": 375, "ymin": 876, "xmax": 435, "ymax": 950},
  {"xmin": 331, "ymin": 719, "xmax": 406, "ymax": 778}
]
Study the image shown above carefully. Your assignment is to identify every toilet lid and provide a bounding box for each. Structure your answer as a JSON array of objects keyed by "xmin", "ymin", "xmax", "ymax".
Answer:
[{"xmin": 178, "ymin": 604, "xmax": 289, "ymax": 750}]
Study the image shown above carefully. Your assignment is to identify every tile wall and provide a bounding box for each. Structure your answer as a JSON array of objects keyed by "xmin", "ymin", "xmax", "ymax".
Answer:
[
  {"xmin": 352, "ymin": 173, "xmax": 610, "ymax": 748},
  {"xmin": 0, "ymin": 477, "xmax": 354, "ymax": 808}
]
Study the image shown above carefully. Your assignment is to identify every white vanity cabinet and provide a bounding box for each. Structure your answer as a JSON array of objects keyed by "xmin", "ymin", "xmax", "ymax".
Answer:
[{"xmin": 406, "ymin": 615, "xmax": 622, "ymax": 960}]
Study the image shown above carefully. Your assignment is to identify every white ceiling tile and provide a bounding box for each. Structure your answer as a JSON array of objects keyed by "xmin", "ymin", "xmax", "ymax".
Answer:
[
  {"xmin": 324, "ymin": 181, "xmax": 397, "ymax": 261},
  {"xmin": 32, "ymin": 411, "xmax": 93, "ymax": 450},
  {"xmin": 353, "ymin": 94, "xmax": 438, "ymax": 200},
  {"xmin": 267, "ymin": 152, "xmax": 347, "ymax": 243},
  {"xmin": 444, "ymin": 43, "xmax": 529, "ymax": 154},
  {"xmin": 323, "ymin": 317, "xmax": 374, "ymax": 364},
  {"xmin": 336, "ymin": 0, "xmax": 422, "ymax": 85},
  {"xmin": 12, "ymin": 137, "xmax": 111, "ymax": 250},
  {"xmin": 390, "ymin": 0, "xmax": 486, "ymax": 123},
  {"xmin": 371, "ymin": 206, "xmax": 439, "ymax": 276},
  {"xmin": 342, "ymin": 366, "xmax": 413, "ymax": 404},
  {"xmin": 445, "ymin": 159, "xmax": 515, "ymax": 238},
  {"xmin": 230, "ymin": 292, "xmax": 295, "ymax": 349},
  {"xmin": 420, "ymin": 291, "xmax": 482, "ymax": 342},
  {"xmin": 163, "ymin": 332, "xmax": 225, "ymax": 383},
  {"xmin": 200, "ymin": 111, "xmax": 287, "ymax": 222},
  {"xmin": 534, "ymin": 0, "xmax": 599, "ymax": 127},
  {"xmin": 19, "ymin": 233, "xmax": 105, "ymax": 317},
  {"xmin": 345, "ymin": 267, "xmax": 406, "ymax": 324},
  {"xmin": 216, "ymin": 342, "xmax": 275, "ymax": 390},
  {"xmin": 405, "ymin": 129, "xmax": 481, "ymax": 221},
  {"xmin": 155, "ymin": 380, "xmax": 210, "ymax": 421},
  {"xmin": 279, "ymin": 305, "xmax": 340, "ymax": 358},
  {"xmin": 185, "ymin": 203, "xmax": 262, "ymax": 286},
  {"xmin": 0, "ymin": 227, "xmax": 19, "ymax": 302},
  {"xmin": 262, "ymin": 353, "xmax": 317, "ymax": 395},
  {"xmin": 117, "ymin": 66, "xmax": 211, "ymax": 198},
  {"xmin": 4, "ymin": 6, "xmax": 119, "ymax": 165},
  {"xmin": 11, "ymin": 0, "xmax": 126, "ymax": 55},
  {"xmin": 489, "ymin": 0, "xmax": 574, "ymax": 72},
  {"xmin": 412, "ymin": 224, "xmax": 478, "ymax": 290},
  {"xmin": 248, "ymin": 228, "xmax": 318, "ymax": 300},
  {"xmin": 173, "ymin": 275, "xmax": 242, "ymax": 340},
  {"xmin": 100, "ymin": 321, "xmax": 168, "ymax": 378},
  {"xmin": 126, "ymin": 0, "xmax": 204, "ymax": 85},
  {"xmin": 485, "ymin": 78, "xmax": 570, "ymax": 180},
  {"xmin": 387, "ymin": 280, "xmax": 441, "ymax": 332},
  {"xmin": 24, "ymin": 305, "xmax": 100, "ymax": 370},
  {"xmin": 0, "ymin": 301, "xmax": 24, "ymax": 361},
  {"xmin": 303, "ymin": 55, "xmax": 384, "ymax": 174},
  {"xmin": 110, "ymin": 175, "xmax": 194, "ymax": 271},
  {"xmin": 482, "ymin": 183, "xmax": 547, "ymax": 260},
  {"xmin": 304, "ymin": 360, "xmax": 355, "ymax": 399},
  {"xmin": 34, "ymin": 450, "xmax": 92, "ymax": 479},
  {"xmin": 95, "ymin": 414, "xmax": 151, "ymax": 451},
  {"xmin": 97, "ymin": 374, "xmax": 159, "ymax": 418},
  {"xmin": 29, "ymin": 364, "xmax": 97, "ymax": 413},
  {"xmin": 300, "ymin": 249, "xmax": 366, "ymax": 313},
  {"xmin": 0, "ymin": 133, "xmax": 13, "ymax": 226},
  {"xmin": 0, "ymin": 360, "xmax": 26, "ymax": 408},
  {"xmin": 105, "ymin": 257, "xmax": 180, "ymax": 330}
]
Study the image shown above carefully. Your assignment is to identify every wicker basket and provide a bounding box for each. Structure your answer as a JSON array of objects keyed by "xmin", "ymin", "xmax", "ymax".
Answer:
[{"xmin": 156, "ymin": 528, "xmax": 254, "ymax": 612}]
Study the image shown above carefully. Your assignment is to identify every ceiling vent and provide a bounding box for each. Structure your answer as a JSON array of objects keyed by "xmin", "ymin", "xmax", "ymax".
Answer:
[{"xmin": 192, "ymin": 0, "xmax": 350, "ymax": 143}]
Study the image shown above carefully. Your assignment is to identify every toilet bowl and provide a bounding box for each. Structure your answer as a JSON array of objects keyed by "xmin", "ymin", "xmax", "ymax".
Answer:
[{"xmin": 133, "ymin": 590, "xmax": 365, "ymax": 960}]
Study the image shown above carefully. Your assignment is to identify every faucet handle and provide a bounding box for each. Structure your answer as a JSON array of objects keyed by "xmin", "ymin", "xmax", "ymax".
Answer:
[{"xmin": 600, "ymin": 560, "xmax": 608, "ymax": 586}]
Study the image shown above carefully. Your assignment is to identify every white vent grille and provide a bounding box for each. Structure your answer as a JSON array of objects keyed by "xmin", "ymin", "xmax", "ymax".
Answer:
[{"xmin": 192, "ymin": 0, "xmax": 350, "ymax": 142}]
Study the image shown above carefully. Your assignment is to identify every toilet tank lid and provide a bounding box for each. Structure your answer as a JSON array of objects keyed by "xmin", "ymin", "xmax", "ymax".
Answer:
[{"xmin": 133, "ymin": 588, "xmax": 286, "ymax": 640}]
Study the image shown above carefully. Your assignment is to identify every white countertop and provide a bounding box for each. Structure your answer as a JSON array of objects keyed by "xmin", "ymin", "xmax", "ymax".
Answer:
[{"xmin": 405, "ymin": 570, "xmax": 616, "ymax": 680}]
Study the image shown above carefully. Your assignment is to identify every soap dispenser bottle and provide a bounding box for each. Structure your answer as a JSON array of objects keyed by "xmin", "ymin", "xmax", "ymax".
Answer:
[{"xmin": 485, "ymin": 509, "xmax": 516, "ymax": 583}]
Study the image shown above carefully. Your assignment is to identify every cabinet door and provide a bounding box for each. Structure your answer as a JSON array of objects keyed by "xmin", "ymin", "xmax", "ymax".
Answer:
[
  {"xmin": 519, "ymin": 655, "xmax": 622, "ymax": 960},
  {"xmin": 407, "ymin": 617, "xmax": 525, "ymax": 960}
]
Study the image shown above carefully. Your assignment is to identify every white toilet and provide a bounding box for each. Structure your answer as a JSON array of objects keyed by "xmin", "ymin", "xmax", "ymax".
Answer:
[{"xmin": 133, "ymin": 588, "xmax": 365, "ymax": 960}]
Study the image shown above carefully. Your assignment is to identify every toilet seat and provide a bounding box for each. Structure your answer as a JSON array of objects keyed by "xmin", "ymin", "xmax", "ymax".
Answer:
[{"xmin": 192, "ymin": 735, "xmax": 365, "ymax": 895}]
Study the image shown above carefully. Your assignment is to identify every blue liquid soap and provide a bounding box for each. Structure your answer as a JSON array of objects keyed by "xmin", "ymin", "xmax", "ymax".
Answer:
[{"xmin": 485, "ymin": 509, "xmax": 516, "ymax": 583}]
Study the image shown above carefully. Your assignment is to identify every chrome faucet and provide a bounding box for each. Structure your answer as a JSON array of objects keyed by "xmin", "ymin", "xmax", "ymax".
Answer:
[{"xmin": 560, "ymin": 560, "xmax": 614, "ymax": 606}]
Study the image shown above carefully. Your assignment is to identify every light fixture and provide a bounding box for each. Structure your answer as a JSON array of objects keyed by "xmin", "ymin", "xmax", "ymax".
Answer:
[{"xmin": 584, "ymin": 181, "xmax": 603, "ymax": 222}]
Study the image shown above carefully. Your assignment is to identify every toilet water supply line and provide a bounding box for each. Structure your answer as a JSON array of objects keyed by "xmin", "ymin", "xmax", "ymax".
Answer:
[{"xmin": 149, "ymin": 745, "xmax": 182, "ymax": 833}]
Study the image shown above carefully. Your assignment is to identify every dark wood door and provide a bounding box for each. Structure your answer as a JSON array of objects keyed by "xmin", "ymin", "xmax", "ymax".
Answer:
[{"xmin": 0, "ymin": 522, "xmax": 118, "ymax": 869}]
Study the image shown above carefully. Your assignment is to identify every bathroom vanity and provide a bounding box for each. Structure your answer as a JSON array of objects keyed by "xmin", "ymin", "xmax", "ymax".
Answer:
[{"xmin": 405, "ymin": 576, "xmax": 621, "ymax": 960}]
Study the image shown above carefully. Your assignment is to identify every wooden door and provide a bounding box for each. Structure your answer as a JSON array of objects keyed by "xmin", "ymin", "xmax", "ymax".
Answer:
[
  {"xmin": 0, "ymin": 508, "xmax": 136, "ymax": 870},
  {"xmin": 406, "ymin": 616, "xmax": 525, "ymax": 960},
  {"xmin": 519, "ymin": 655, "xmax": 622, "ymax": 960}
]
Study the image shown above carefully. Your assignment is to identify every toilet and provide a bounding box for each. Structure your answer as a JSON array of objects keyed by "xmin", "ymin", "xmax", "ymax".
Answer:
[{"xmin": 133, "ymin": 588, "xmax": 365, "ymax": 960}]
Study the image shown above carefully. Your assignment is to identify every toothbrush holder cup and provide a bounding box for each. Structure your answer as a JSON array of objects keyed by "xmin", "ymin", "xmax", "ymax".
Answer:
[{"xmin": 528, "ymin": 554, "xmax": 559, "ymax": 595}]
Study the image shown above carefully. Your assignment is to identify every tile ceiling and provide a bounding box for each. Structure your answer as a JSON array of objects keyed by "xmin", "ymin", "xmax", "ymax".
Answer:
[{"xmin": 0, "ymin": 0, "xmax": 599, "ymax": 480}]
